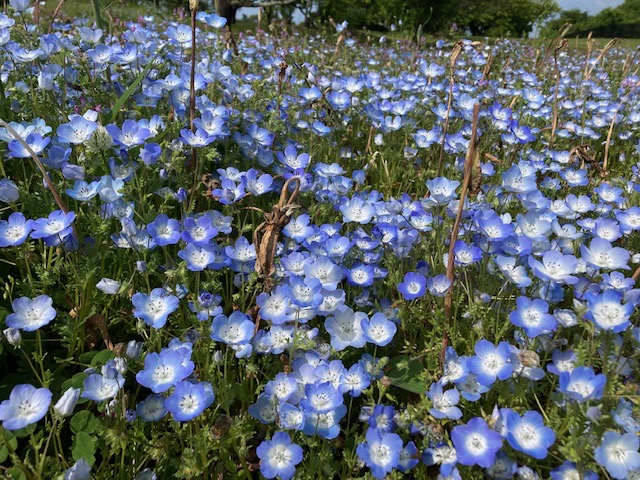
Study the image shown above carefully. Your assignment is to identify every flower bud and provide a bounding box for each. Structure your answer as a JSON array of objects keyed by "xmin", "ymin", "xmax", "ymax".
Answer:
[
  {"xmin": 54, "ymin": 387, "xmax": 81, "ymax": 417},
  {"xmin": 3, "ymin": 327, "xmax": 22, "ymax": 346}
]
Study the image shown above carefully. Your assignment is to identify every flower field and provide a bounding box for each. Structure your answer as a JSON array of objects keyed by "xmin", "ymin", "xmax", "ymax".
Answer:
[{"xmin": 0, "ymin": 1, "xmax": 639, "ymax": 479}]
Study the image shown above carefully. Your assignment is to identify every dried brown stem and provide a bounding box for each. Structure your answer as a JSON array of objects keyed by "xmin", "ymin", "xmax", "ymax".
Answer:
[
  {"xmin": 48, "ymin": 0, "xmax": 66, "ymax": 34},
  {"xmin": 441, "ymin": 103, "xmax": 480, "ymax": 369},
  {"xmin": 0, "ymin": 119, "xmax": 69, "ymax": 215}
]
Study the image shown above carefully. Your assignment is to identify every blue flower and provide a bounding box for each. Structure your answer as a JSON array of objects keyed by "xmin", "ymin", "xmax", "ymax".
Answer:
[
  {"xmin": 0, "ymin": 212, "xmax": 33, "ymax": 247},
  {"xmin": 451, "ymin": 416, "xmax": 503, "ymax": 468},
  {"xmin": 210, "ymin": 311, "xmax": 254, "ymax": 345},
  {"xmin": 106, "ymin": 119, "xmax": 151, "ymax": 148},
  {"xmin": 132, "ymin": 288, "xmax": 180, "ymax": 329},
  {"xmin": 426, "ymin": 274, "xmax": 451, "ymax": 297},
  {"xmin": 249, "ymin": 394, "xmax": 278, "ymax": 424},
  {"xmin": 550, "ymin": 461, "xmax": 598, "ymax": 480},
  {"xmin": 8, "ymin": 133, "xmax": 50, "ymax": 158},
  {"xmin": 0, "ymin": 178, "xmax": 19, "ymax": 203},
  {"xmin": 325, "ymin": 305, "xmax": 367, "ymax": 351},
  {"xmin": 147, "ymin": 213, "xmax": 181, "ymax": 247},
  {"xmin": 66, "ymin": 180, "xmax": 99, "ymax": 202},
  {"xmin": 425, "ymin": 177, "xmax": 460, "ymax": 206},
  {"xmin": 256, "ymin": 431, "xmax": 303, "ymax": 480},
  {"xmin": 580, "ymin": 237, "xmax": 630, "ymax": 270},
  {"xmin": 584, "ymin": 289, "xmax": 634, "ymax": 332},
  {"xmin": 81, "ymin": 364, "xmax": 125, "ymax": 402},
  {"xmin": 300, "ymin": 382, "xmax": 343, "ymax": 414},
  {"xmin": 361, "ymin": 312, "xmax": 396, "ymax": 347},
  {"xmin": 6, "ymin": 295, "xmax": 56, "ymax": 331},
  {"xmin": 427, "ymin": 383, "xmax": 462, "ymax": 420},
  {"xmin": 397, "ymin": 272, "xmax": 426, "ymax": 300},
  {"xmin": 528, "ymin": 250, "xmax": 578, "ymax": 285},
  {"xmin": 136, "ymin": 349, "xmax": 195, "ymax": 393},
  {"xmin": 468, "ymin": 339, "xmax": 513, "ymax": 386},
  {"xmin": 356, "ymin": 427, "xmax": 403, "ymax": 478},
  {"xmin": 30, "ymin": 210, "xmax": 75, "ymax": 241},
  {"xmin": 504, "ymin": 410, "xmax": 555, "ymax": 459},
  {"xmin": 557, "ymin": 366, "xmax": 606, "ymax": 403},
  {"xmin": 0, "ymin": 384, "xmax": 52, "ymax": 430},
  {"xmin": 509, "ymin": 296, "xmax": 557, "ymax": 338},
  {"xmin": 164, "ymin": 381, "xmax": 214, "ymax": 422},
  {"xmin": 136, "ymin": 394, "xmax": 167, "ymax": 422},
  {"xmin": 367, "ymin": 404, "xmax": 396, "ymax": 433},
  {"xmin": 594, "ymin": 431, "xmax": 640, "ymax": 479},
  {"xmin": 56, "ymin": 115, "xmax": 97, "ymax": 144},
  {"xmin": 339, "ymin": 363, "xmax": 370, "ymax": 397}
]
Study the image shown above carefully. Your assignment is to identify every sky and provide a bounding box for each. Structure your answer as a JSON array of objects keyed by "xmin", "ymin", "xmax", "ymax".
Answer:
[{"xmin": 557, "ymin": 0, "xmax": 625, "ymax": 14}]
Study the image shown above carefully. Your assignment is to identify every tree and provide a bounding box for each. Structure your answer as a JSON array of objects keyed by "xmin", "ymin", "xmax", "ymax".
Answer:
[
  {"xmin": 214, "ymin": 0, "xmax": 299, "ymax": 25},
  {"xmin": 540, "ymin": 8, "xmax": 590, "ymax": 37}
]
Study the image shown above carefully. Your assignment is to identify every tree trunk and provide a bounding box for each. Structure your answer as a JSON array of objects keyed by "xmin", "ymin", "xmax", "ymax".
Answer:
[{"xmin": 215, "ymin": 0, "xmax": 237, "ymax": 24}]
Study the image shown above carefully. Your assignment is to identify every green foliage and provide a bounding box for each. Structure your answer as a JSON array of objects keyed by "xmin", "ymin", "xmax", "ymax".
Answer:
[{"xmin": 543, "ymin": 0, "xmax": 640, "ymax": 38}]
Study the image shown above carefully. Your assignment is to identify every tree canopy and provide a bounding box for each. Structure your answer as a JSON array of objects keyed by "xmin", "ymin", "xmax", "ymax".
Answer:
[{"xmin": 541, "ymin": 0, "xmax": 640, "ymax": 38}]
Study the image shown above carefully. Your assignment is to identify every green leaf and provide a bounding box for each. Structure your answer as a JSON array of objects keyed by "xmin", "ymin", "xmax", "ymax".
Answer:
[
  {"xmin": 70, "ymin": 411, "xmax": 99, "ymax": 434},
  {"xmin": 105, "ymin": 54, "xmax": 160, "ymax": 124},
  {"xmin": 78, "ymin": 351, "xmax": 97, "ymax": 365},
  {"xmin": 90, "ymin": 349, "xmax": 115, "ymax": 367},
  {"xmin": 12, "ymin": 424, "xmax": 36, "ymax": 439},
  {"xmin": 0, "ymin": 430, "xmax": 17, "ymax": 463},
  {"xmin": 61, "ymin": 372, "xmax": 87, "ymax": 391},
  {"xmin": 6, "ymin": 467, "xmax": 27, "ymax": 480},
  {"xmin": 385, "ymin": 355, "xmax": 425, "ymax": 395},
  {"xmin": 72, "ymin": 431, "xmax": 96, "ymax": 466}
]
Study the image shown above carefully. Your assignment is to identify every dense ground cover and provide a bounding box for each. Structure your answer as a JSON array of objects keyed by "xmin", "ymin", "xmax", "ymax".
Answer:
[{"xmin": 0, "ymin": 1, "xmax": 639, "ymax": 479}]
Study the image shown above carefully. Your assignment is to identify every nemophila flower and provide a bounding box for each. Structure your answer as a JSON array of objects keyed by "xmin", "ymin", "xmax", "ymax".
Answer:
[
  {"xmin": 547, "ymin": 349, "xmax": 577, "ymax": 376},
  {"xmin": 8, "ymin": 133, "xmax": 50, "ymax": 158},
  {"xmin": 330, "ymin": 192, "xmax": 371, "ymax": 222},
  {"xmin": 147, "ymin": 213, "xmax": 181, "ymax": 247},
  {"xmin": 340, "ymin": 363, "xmax": 371, "ymax": 397},
  {"xmin": 96, "ymin": 278, "xmax": 120, "ymax": 295},
  {"xmin": 451, "ymin": 416, "xmax": 503, "ymax": 468},
  {"xmin": 602, "ymin": 271, "xmax": 635, "ymax": 292},
  {"xmin": 106, "ymin": 119, "xmax": 151, "ymax": 148},
  {"xmin": 30, "ymin": 210, "xmax": 75, "ymax": 241},
  {"xmin": 422, "ymin": 444, "xmax": 457, "ymax": 476},
  {"xmin": 441, "ymin": 347, "xmax": 469, "ymax": 385},
  {"xmin": 0, "ymin": 178, "xmax": 19, "ymax": 203},
  {"xmin": 427, "ymin": 383, "xmax": 462, "ymax": 420},
  {"xmin": 210, "ymin": 311, "xmax": 254, "ymax": 345},
  {"xmin": 256, "ymin": 287, "xmax": 293, "ymax": 324},
  {"xmin": 427, "ymin": 274, "xmax": 451, "ymax": 297},
  {"xmin": 343, "ymin": 262, "xmax": 374, "ymax": 288},
  {"xmin": 164, "ymin": 380, "xmax": 214, "ymax": 422},
  {"xmin": 0, "ymin": 212, "xmax": 33, "ymax": 247},
  {"xmin": 493, "ymin": 255, "xmax": 532, "ymax": 287},
  {"xmin": 278, "ymin": 403, "xmax": 305, "ymax": 431},
  {"xmin": 468, "ymin": 339, "xmax": 513, "ymax": 386},
  {"xmin": 325, "ymin": 305, "xmax": 367, "ymax": 351},
  {"xmin": 3, "ymin": 327, "xmax": 21, "ymax": 346},
  {"xmin": 136, "ymin": 349, "xmax": 195, "ymax": 393},
  {"xmin": 249, "ymin": 394, "xmax": 278, "ymax": 424},
  {"xmin": 257, "ymin": 431, "xmax": 303, "ymax": 480},
  {"xmin": 580, "ymin": 237, "xmax": 630, "ymax": 270},
  {"xmin": 132, "ymin": 288, "xmax": 180, "ymax": 329},
  {"xmin": 501, "ymin": 165, "xmax": 537, "ymax": 194},
  {"xmin": 397, "ymin": 272, "xmax": 426, "ymax": 300},
  {"xmin": 584, "ymin": 289, "xmax": 634, "ymax": 332},
  {"xmin": 282, "ymin": 275, "xmax": 323, "ymax": 309},
  {"xmin": 97, "ymin": 176, "xmax": 124, "ymax": 203},
  {"xmin": 594, "ymin": 218, "xmax": 622, "ymax": 242},
  {"xmin": 452, "ymin": 240, "xmax": 483, "ymax": 266},
  {"xmin": 367, "ymin": 404, "xmax": 396, "ymax": 433},
  {"xmin": 424, "ymin": 177, "xmax": 460, "ymax": 206},
  {"xmin": 550, "ymin": 461, "xmax": 598, "ymax": 480},
  {"xmin": 82, "ymin": 367, "xmax": 125, "ymax": 402},
  {"xmin": 509, "ymin": 296, "xmax": 557, "ymax": 338},
  {"xmin": 242, "ymin": 169, "xmax": 273, "ymax": 196},
  {"xmin": 594, "ymin": 431, "xmax": 640, "ymax": 479},
  {"xmin": 57, "ymin": 115, "xmax": 97, "ymax": 144},
  {"xmin": 300, "ymin": 381, "xmax": 343, "ymax": 414},
  {"xmin": 504, "ymin": 410, "xmax": 555, "ymax": 459},
  {"xmin": 179, "ymin": 128, "xmax": 216, "ymax": 147},
  {"xmin": 66, "ymin": 180, "xmax": 99, "ymax": 202},
  {"xmin": 356, "ymin": 427, "xmax": 403, "ymax": 479},
  {"xmin": 6, "ymin": 295, "xmax": 56, "ymax": 331},
  {"xmin": 178, "ymin": 243, "xmax": 217, "ymax": 271},
  {"xmin": 0, "ymin": 384, "xmax": 51, "ymax": 430},
  {"xmin": 397, "ymin": 441, "xmax": 419, "ymax": 473},
  {"xmin": 558, "ymin": 366, "xmax": 606, "ymax": 403},
  {"xmin": 528, "ymin": 250, "xmax": 578, "ymax": 284},
  {"xmin": 136, "ymin": 394, "xmax": 167, "ymax": 422},
  {"xmin": 265, "ymin": 372, "xmax": 298, "ymax": 402},
  {"xmin": 361, "ymin": 312, "xmax": 396, "ymax": 346},
  {"xmin": 303, "ymin": 257, "xmax": 343, "ymax": 291}
]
